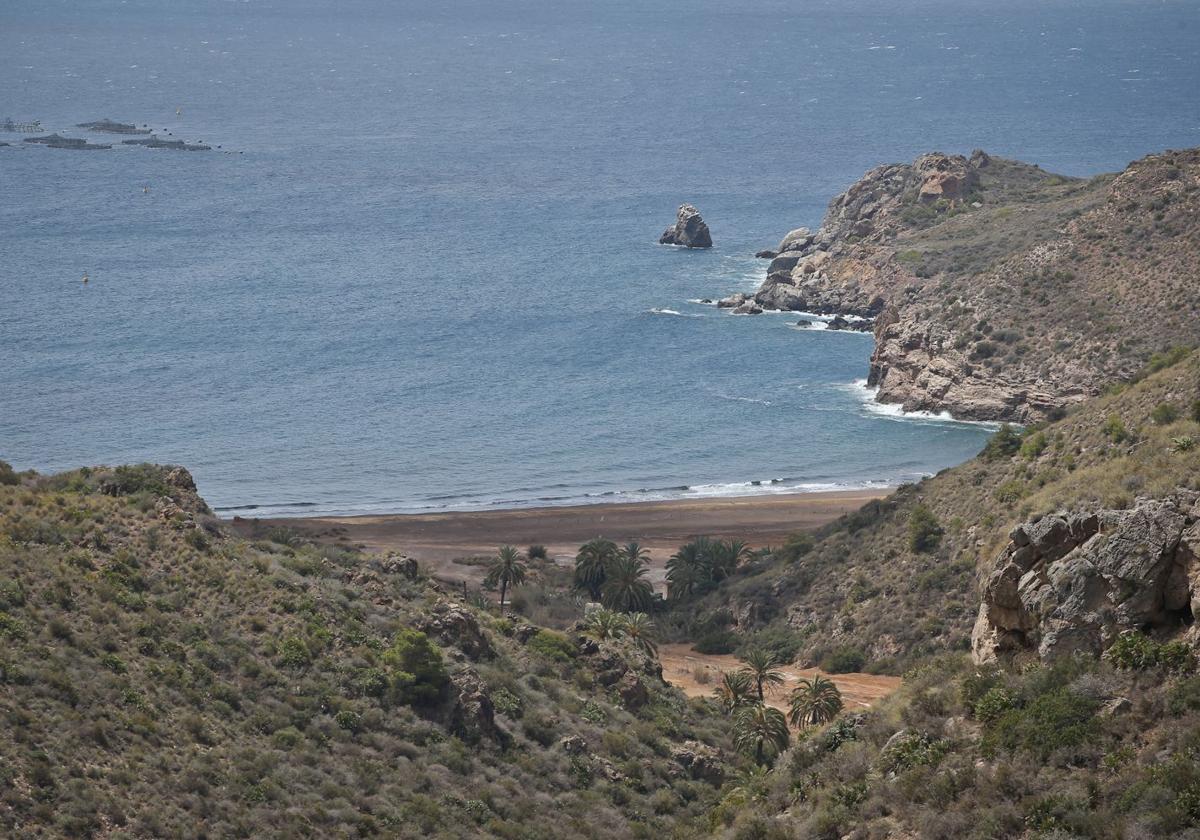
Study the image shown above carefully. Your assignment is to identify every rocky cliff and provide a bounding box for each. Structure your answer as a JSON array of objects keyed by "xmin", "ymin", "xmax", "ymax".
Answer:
[
  {"xmin": 973, "ymin": 494, "xmax": 1200, "ymax": 664},
  {"xmin": 754, "ymin": 147, "xmax": 1200, "ymax": 422}
]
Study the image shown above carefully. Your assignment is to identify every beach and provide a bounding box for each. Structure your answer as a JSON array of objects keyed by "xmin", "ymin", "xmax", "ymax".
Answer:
[{"xmin": 227, "ymin": 488, "xmax": 886, "ymax": 588}]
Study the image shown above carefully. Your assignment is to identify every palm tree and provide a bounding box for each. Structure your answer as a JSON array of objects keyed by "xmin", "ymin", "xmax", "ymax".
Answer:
[
  {"xmin": 714, "ymin": 670, "xmax": 755, "ymax": 714},
  {"xmin": 739, "ymin": 649, "xmax": 785, "ymax": 702},
  {"xmin": 574, "ymin": 538, "xmax": 618, "ymax": 600},
  {"xmin": 620, "ymin": 541, "xmax": 650, "ymax": 565},
  {"xmin": 666, "ymin": 537, "xmax": 715, "ymax": 599},
  {"xmin": 788, "ymin": 676, "xmax": 843, "ymax": 729},
  {"xmin": 620, "ymin": 612, "xmax": 657, "ymax": 655},
  {"xmin": 712, "ymin": 538, "xmax": 752, "ymax": 581},
  {"xmin": 584, "ymin": 607, "xmax": 624, "ymax": 640},
  {"xmin": 485, "ymin": 545, "xmax": 527, "ymax": 611},
  {"xmin": 601, "ymin": 554, "xmax": 654, "ymax": 612},
  {"xmin": 733, "ymin": 703, "xmax": 790, "ymax": 766}
]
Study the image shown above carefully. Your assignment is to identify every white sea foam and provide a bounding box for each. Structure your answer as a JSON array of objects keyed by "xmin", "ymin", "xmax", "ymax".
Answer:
[
  {"xmin": 840, "ymin": 379, "xmax": 1001, "ymax": 428},
  {"xmin": 710, "ymin": 391, "xmax": 773, "ymax": 406},
  {"xmin": 647, "ymin": 307, "xmax": 703, "ymax": 317}
]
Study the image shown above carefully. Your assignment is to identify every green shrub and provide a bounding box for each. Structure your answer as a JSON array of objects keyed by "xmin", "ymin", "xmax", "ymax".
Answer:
[
  {"xmin": 277, "ymin": 636, "xmax": 311, "ymax": 668},
  {"xmin": 527, "ymin": 629, "xmax": 576, "ymax": 663},
  {"xmin": 334, "ymin": 710, "xmax": 362, "ymax": 732},
  {"xmin": 0, "ymin": 611, "xmax": 28, "ymax": 640},
  {"xmin": 981, "ymin": 425, "xmax": 1022, "ymax": 460},
  {"xmin": 384, "ymin": 629, "xmax": 449, "ymax": 707},
  {"xmin": 1168, "ymin": 676, "xmax": 1200, "ymax": 716},
  {"xmin": 694, "ymin": 629, "xmax": 737, "ymax": 655},
  {"xmin": 973, "ymin": 687, "xmax": 1016, "ymax": 723},
  {"xmin": 0, "ymin": 460, "xmax": 19, "ymax": 486},
  {"xmin": 1107, "ymin": 631, "xmax": 1194, "ymax": 672},
  {"xmin": 821, "ymin": 647, "xmax": 866, "ymax": 674},
  {"xmin": 1151, "ymin": 402, "xmax": 1180, "ymax": 425},
  {"xmin": 1020, "ymin": 430, "xmax": 1048, "ymax": 460},
  {"xmin": 907, "ymin": 504, "xmax": 943, "ymax": 553},
  {"xmin": 1103, "ymin": 414, "xmax": 1130, "ymax": 443},
  {"xmin": 527, "ymin": 545, "xmax": 548, "ymax": 561},
  {"xmin": 982, "ymin": 689, "xmax": 1098, "ymax": 760}
]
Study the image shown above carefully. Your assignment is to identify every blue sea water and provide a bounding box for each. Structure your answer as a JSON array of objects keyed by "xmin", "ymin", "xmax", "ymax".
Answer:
[{"xmin": 2, "ymin": 0, "xmax": 1198, "ymax": 516}]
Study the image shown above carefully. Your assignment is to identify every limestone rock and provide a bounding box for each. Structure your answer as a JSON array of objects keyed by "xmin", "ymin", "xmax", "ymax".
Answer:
[
  {"xmin": 659, "ymin": 204, "xmax": 712, "ymax": 248},
  {"xmin": 417, "ymin": 601, "xmax": 494, "ymax": 661},
  {"xmin": 448, "ymin": 670, "xmax": 507, "ymax": 744},
  {"xmin": 671, "ymin": 741, "xmax": 726, "ymax": 785},
  {"xmin": 717, "ymin": 292, "xmax": 748, "ymax": 309},
  {"xmin": 972, "ymin": 494, "xmax": 1200, "ymax": 664},
  {"xmin": 777, "ymin": 227, "xmax": 815, "ymax": 253}
]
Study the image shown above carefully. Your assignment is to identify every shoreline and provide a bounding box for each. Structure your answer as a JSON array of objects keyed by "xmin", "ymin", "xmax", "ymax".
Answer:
[{"xmin": 226, "ymin": 487, "xmax": 888, "ymax": 588}]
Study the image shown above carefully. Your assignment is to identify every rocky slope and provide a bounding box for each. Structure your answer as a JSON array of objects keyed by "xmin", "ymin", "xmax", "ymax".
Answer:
[{"xmin": 753, "ymin": 147, "xmax": 1200, "ymax": 422}]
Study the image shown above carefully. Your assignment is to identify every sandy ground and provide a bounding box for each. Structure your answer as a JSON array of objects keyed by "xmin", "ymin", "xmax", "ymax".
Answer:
[
  {"xmin": 226, "ymin": 489, "xmax": 886, "ymax": 589},
  {"xmin": 658, "ymin": 643, "xmax": 902, "ymax": 716}
]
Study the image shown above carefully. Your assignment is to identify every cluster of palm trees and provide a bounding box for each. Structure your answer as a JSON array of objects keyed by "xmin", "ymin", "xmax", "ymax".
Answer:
[
  {"xmin": 583, "ymin": 607, "xmax": 657, "ymax": 655},
  {"xmin": 714, "ymin": 649, "xmax": 845, "ymax": 766},
  {"xmin": 573, "ymin": 539, "xmax": 654, "ymax": 612},
  {"xmin": 665, "ymin": 537, "xmax": 752, "ymax": 600}
]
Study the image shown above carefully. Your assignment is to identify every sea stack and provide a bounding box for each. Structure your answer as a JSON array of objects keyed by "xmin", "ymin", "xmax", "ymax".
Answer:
[{"xmin": 659, "ymin": 204, "xmax": 712, "ymax": 248}]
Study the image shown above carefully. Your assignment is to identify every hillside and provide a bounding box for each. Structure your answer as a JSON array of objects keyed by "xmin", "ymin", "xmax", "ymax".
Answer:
[
  {"xmin": 0, "ymin": 466, "xmax": 732, "ymax": 839},
  {"xmin": 753, "ymin": 147, "xmax": 1200, "ymax": 422},
  {"xmin": 672, "ymin": 348, "xmax": 1200, "ymax": 676}
]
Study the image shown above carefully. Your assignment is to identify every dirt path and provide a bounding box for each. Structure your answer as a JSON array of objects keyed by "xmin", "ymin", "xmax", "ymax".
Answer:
[{"xmin": 659, "ymin": 643, "xmax": 902, "ymax": 717}]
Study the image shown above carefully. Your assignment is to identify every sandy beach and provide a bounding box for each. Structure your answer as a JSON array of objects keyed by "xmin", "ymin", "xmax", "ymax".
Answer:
[{"xmin": 227, "ymin": 488, "xmax": 886, "ymax": 588}]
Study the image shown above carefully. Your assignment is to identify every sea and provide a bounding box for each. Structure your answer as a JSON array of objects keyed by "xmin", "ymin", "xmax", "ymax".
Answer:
[{"xmin": 2, "ymin": 0, "xmax": 1198, "ymax": 517}]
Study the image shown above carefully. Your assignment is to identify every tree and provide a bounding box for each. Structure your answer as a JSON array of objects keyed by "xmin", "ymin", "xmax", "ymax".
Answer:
[
  {"xmin": 907, "ymin": 504, "xmax": 943, "ymax": 553},
  {"xmin": 574, "ymin": 538, "xmax": 618, "ymax": 600},
  {"xmin": 583, "ymin": 607, "xmax": 624, "ymax": 640},
  {"xmin": 980, "ymin": 424, "xmax": 1021, "ymax": 460},
  {"xmin": 666, "ymin": 537, "xmax": 750, "ymax": 599},
  {"xmin": 485, "ymin": 545, "xmax": 527, "ymax": 611},
  {"xmin": 739, "ymin": 649, "xmax": 785, "ymax": 702},
  {"xmin": 733, "ymin": 703, "xmax": 790, "ymax": 766},
  {"xmin": 620, "ymin": 612, "xmax": 657, "ymax": 656},
  {"xmin": 383, "ymin": 629, "xmax": 449, "ymax": 707},
  {"xmin": 788, "ymin": 676, "xmax": 843, "ymax": 728},
  {"xmin": 601, "ymin": 554, "xmax": 654, "ymax": 613},
  {"xmin": 714, "ymin": 670, "xmax": 755, "ymax": 714}
]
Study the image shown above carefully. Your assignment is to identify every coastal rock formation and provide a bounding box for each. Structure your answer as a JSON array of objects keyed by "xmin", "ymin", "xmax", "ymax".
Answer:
[
  {"xmin": 23, "ymin": 133, "xmax": 110, "ymax": 150},
  {"xmin": 743, "ymin": 147, "xmax": 1200, "ymax": 422},
  {"xmin": 659, "ymin": 204, "xmax": 712, "ymax": 248},
  {"xmin": 972, "ymin": 494, "xmax": 1200, "ymax": 664}
]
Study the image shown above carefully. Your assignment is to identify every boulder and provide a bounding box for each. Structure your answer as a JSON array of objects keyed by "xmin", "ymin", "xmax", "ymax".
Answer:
[
  {"xmin": 716, "ymin": 293, "xmax": 748, "ymax": 309},
  {"xmin": 972, "ymin": 494, "xmax": 1200, "ymax": 664},
  {"xmin": 671, "ymin": 741, "xmax": 726, "ymax": 785},
  {"xmin": 448, "ymin": 670, "xmax": 507, "ymax": 745},
  {"xmin": 777, "ymin": 227, "xmax": 814, "ymax": 253},
  {"xmin": 616, "ymin": 671, "xmax": 649, "ymax": 710},
  {"xmin": 732, "ymin": 301, "xmax": 763, "ymax": 315},
  {"xmin": 766, "ymin": 252, "xmax": 803, "ymax": 277},
  {"xmin": 826, "ymin": 315, "xmax": 873, "ymax": 332},
  {"xmin": 659, "ymin": 204, "xmax": 712, "ymax": 248},
  {"xmin": 417, "ymin": 601, "xmax": 494, "ymax": 661},
  {"xmin": 755, "ymin": 250, "xmax": 778, "ymax": 259}
]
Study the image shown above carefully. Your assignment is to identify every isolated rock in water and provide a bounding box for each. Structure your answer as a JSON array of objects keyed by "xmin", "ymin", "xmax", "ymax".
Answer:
[
  {"xmin": 826, "ymin": 315, "xmax": 873, "ymax": 332},
  {"xmin": 659, "ymin": 204, "xmax": 713, "ymax": 248},
  {"xmin": 972, "ymin": 493, "xmax": 1200, "ymax": 664},
  {"xmin": 755, "ymin": 249, "xmax": 777, "ymax": 259},
  {"xmin": 717, "ymin": 292, "xmax": 748, "ymax": 309},
  {"xmin": 732, "ymin": 301, "xmax": 763, "ymax": 315}
]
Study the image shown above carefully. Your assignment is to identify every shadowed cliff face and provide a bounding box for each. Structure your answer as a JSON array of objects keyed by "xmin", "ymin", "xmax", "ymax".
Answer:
[{"xmin": 756, "ymin": 147, "xmax": 1200, "ymax": 422}]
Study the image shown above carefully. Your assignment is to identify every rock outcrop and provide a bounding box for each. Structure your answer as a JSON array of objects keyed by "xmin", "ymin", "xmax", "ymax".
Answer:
[
  {"xmin": 739, "ymin": 147, "xmax": 1200, "ymax": 422},
  {"xmin": 972, "ymin": 494, "xmax": 1200, "ymax": 664},
  {"xmin": 659, "ymin": 204, "xmax": 712, "ymax": 248},
  {"xmin": 417, "ymin": 600, "xmax": 495, "ymax": 661}
]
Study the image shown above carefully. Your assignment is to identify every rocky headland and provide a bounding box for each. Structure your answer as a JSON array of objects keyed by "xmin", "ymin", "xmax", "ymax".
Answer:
[
  {"xmin": 748, "ymin": 147, "xmax": 1200, "ymax": 422},
  {"xmin": 659, "ymin": 203, "xmax": 713, "ymax": 248}
]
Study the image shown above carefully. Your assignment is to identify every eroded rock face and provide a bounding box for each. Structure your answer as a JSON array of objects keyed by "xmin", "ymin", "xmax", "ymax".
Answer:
[
  {"xmin": 448, "ymin": 670, "xmax": 507, "ymax": 744},
  {"xmin": 972, "ymin": 493, "xmax": 1200, "ymax": 664},
  {"xmin": 659, "ymin": 204, "xmax": 713, "ymax": 248},
  {"xmin": 671, "ymin": 741, "xmax": 726, "ymax": 785},
  {"xmin": 417, "ymin": 601, "xmax": 495, "ymax": 661}
]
